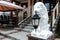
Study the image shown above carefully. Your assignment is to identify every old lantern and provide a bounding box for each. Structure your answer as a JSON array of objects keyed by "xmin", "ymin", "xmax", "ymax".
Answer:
[{"xmin": 32, "ymin": 11, "xmax": 40, "ymax": 31}]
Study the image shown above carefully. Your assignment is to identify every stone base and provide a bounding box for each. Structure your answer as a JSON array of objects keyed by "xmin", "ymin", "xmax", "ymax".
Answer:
[{"xmin": 27, "ymin": 34, "xmax": 55, "ymax": 40}]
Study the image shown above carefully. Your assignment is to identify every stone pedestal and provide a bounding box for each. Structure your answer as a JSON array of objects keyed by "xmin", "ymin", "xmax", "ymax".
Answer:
[{"xmin": 27, "ymin": 34, "xmax": 55, "ymax": 40}]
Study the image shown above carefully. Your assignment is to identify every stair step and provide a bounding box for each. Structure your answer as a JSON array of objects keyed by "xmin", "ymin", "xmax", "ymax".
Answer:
[{"xmin": 19, "ymin": 16, "xmax": 32, "ymax": 30}]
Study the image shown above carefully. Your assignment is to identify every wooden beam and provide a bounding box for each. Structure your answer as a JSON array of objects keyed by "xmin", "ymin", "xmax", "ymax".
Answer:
[{"xmin": 28, "ymin": 0, "xmax": 31, "ymax": 17}]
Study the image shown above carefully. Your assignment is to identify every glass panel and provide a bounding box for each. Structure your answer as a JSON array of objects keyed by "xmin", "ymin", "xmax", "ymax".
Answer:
[
  {"xmin": 38, "ymin": 19, "xmax": 40, "ymax": 26},
  {"xmin": 5, "ymin": 12, "xmax": 10, "ymax": 16},
  {"xmin": 32, "ymin": 20, "xmax": 35, "ymax": 25},
  {"xmin": 0, "ymin": 12, "xmax": 3, "ymax": 15},
  {"xmin": 35, "ymin": 19, "xmax": 38, "ymax": 26},
  {"xmin": 45, "ymin": 3, "xmax": 50, "ymax": 11}
]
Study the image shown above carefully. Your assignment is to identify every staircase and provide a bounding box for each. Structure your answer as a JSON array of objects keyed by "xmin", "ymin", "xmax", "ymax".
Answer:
[
  {"xmin": 49, "ymin": 2, "xmax": 59, "ymax": 32},
  {"xmin": 18, "ymin": 8, "xmax": 34, "ymax": 32},
  {"xmin": 18, "ymin": 16, "xmax": 34, "ymax": 32},
  {"xmin": 55, "ymin": 16, "xmax": 60, "ymax": 33}
]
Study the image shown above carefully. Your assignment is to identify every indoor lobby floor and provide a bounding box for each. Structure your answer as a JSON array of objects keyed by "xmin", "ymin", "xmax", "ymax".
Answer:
[
  {"xmin": 0, "ymin": 28, "xmax": 30, "ymax": 40},
  {"xmin": 0, "ymin": 27, "xmax": 59, "ymax": 40}
]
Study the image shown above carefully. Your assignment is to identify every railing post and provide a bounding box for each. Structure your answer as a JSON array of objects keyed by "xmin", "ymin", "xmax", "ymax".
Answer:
[
  {"xmin": 50, "ymin": 10, "xmax": 53, "ymax": 31},
  {"xmin": 50, "ymin": 2, "xmax": 59, "ymax": 32},
  {"xmin": 58, "ymin": 1, "xmax": 60, "ymax": 13},
  {"xmin": 55, "ymin": 2, "xmax": 58, "ymax": 16}
]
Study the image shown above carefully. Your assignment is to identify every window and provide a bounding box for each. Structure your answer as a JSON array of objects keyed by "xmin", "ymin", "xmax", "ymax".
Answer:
[{"xmin": 45, "ymin": 3, "xmax": 50, "ymax": 11}]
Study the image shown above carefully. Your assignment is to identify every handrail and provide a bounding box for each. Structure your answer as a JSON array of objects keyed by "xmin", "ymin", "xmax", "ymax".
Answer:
[
  {"xmin": 50, "ymin": 2, "xmax": 59, "ymax": 31},
  {"xmin": 18, "ymin": 8, "xmax": 28, "ymax": 22},
  {"xmin": 18, "ymin": 8, "xmax": 31, "ymax": 25},
  {"xmin": 18, "ymin": 16, "xmax": 31, "ymax": 25}
]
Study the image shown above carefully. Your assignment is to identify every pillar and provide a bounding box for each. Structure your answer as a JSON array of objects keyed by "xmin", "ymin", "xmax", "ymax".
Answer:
[{"xmin": 28, "ymin": 0, "xmax": 31, "ymax": 17}]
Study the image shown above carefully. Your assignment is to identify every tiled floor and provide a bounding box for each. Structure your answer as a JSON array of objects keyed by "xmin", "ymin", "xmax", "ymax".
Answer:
[
  {"xmin": 0, "ymin": 31, "xmax": 29, "ymax": 40},
  {"xmin": 9, "ymin": 31, "xmax": 29, "ymax": 40},
  {"xmin": 0, "ymin": 27, "xmax": 33, "ymax": 40},
  {"xmin": 0, "ymin": 27, "xmax": 60, "ymax": 40}
]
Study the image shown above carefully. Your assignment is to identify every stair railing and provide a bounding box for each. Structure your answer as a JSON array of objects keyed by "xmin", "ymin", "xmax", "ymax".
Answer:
[
  {"xmin": 50, "ymin": 2, "xmax": 59, "ymax": 31},
  {"xmin": 18, "ymin": 8, "xmax": 31, "ymax": 26}
]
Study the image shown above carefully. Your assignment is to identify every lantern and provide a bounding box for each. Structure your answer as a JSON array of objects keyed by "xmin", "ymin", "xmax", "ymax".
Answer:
[{"xmin": 32, "ymin": 11, "xmax": 40, "ymax": 31}]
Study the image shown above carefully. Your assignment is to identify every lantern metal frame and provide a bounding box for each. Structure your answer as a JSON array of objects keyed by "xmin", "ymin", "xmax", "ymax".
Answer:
[{"xmin": 32, "ymin": 11, "xmax": 40, "ymax": 31}]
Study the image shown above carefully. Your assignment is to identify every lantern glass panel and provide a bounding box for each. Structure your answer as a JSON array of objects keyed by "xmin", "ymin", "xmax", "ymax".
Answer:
[
  {"xmin": 32, "ymin": 20, "xmax": 35, "ymax": 26},
  {"xmin": 35, "ymin": 19, "xmax": 39, "ymax": 26},
  {"xmin": 32, "ymin": 19, "xmax": 39, "ymax": 29}
]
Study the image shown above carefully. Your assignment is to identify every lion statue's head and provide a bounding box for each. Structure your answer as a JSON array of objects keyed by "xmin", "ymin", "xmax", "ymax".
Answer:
[{"xmin": 32, "ymin": 2, "xmax": 48, "ymax": 18}]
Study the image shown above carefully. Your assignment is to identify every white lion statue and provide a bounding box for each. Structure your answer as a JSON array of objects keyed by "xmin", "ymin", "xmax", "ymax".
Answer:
[{"xmin": 31, "ymin": 2, "xmax": 53, "ymax": 39}]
